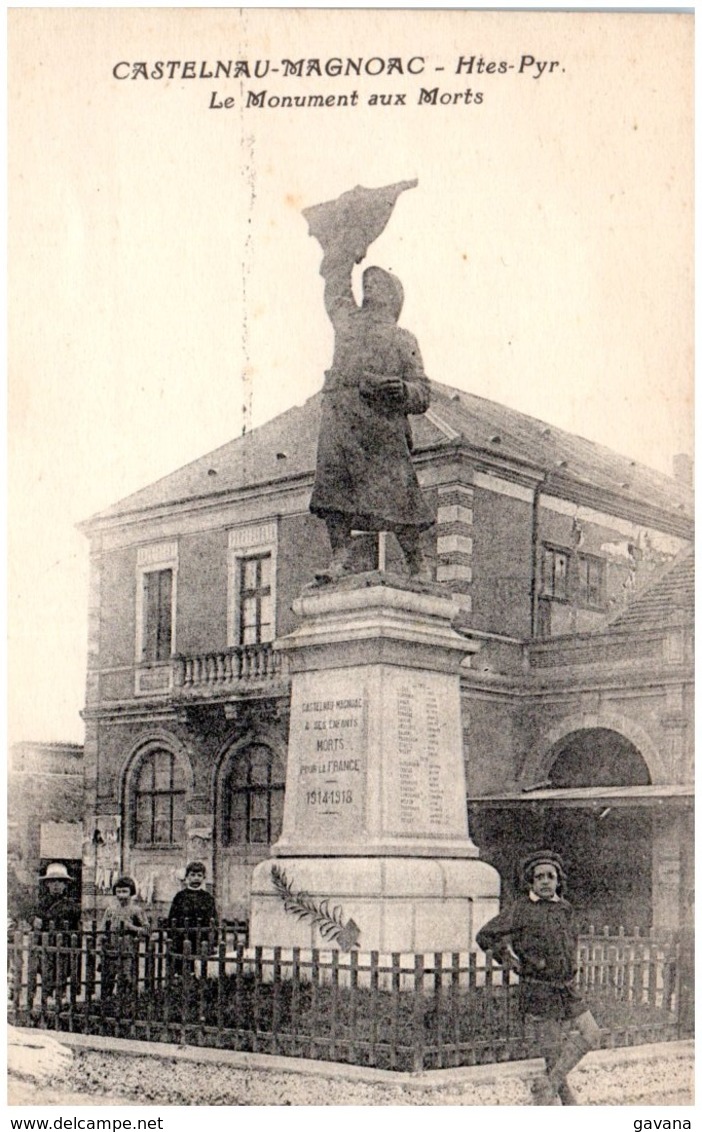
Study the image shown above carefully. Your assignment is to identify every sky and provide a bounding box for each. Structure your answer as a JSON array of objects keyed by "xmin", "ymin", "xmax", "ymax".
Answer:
[{"xmin": 8, "ymin": 8, "xmax": 693, "ymax": 746}]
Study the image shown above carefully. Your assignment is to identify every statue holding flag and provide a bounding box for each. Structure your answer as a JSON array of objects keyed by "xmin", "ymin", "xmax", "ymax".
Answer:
[{"xmin": 304, "ymin": 180, "xmax": 433, "ymax": 581}]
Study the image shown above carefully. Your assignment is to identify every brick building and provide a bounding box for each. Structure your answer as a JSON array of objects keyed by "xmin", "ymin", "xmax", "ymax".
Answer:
[
  {"xmin": 79, "ymin": 382, "xmax": 693, "ymax": 935},
  {"xmin": 8, "ymin": 742, "xmax": 84, "ymax": 919}
]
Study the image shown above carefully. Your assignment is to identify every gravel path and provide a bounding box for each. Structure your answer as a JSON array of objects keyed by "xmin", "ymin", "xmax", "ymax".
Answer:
[{"xmin": 8, "ymin": 1041, "xmax": 694, "ymax": 1107}]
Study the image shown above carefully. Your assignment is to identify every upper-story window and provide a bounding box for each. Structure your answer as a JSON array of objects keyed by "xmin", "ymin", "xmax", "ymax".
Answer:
[
  {"xmin": 135, "ymin": 542, "xmax": 178, "ymax": 695},
  {"xmin": 228, "ymin": 522, "xmax": 278, "ymax": 647},
  {"xmin": 541, "ymin": 546, "xmax": 570, "ymax": 602},
  {"xmin": 142, "ymin": 568, "xmax": 173, "ymax": 661},
  {"xmin": 578, "ymin": 554, "xmax": 605, "ymax": 609},
  {"xmin": 132, "ymin": 748, "xmax": 186, "ymax": 847},
  {"xmin": 136, "ymin": 543, "xmax": 178, "ymax": 662},
  {"xmin": 222, "ymin": 744, "xmax": 285, "ymax": 847},
  {"xmin": 238, "ymin": 554, "xmax": 273, "ymax": 645}
]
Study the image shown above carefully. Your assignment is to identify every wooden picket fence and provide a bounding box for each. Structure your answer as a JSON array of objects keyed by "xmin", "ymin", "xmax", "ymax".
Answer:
[{"xmin": 8, "ymin": 923, "xmax": 689, "ymax": 1072}]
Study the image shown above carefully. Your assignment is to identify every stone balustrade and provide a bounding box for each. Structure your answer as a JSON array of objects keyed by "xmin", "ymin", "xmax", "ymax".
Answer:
[{"xmin": 173, "ymin": 645, "xmax": 287, "ymax": 695}]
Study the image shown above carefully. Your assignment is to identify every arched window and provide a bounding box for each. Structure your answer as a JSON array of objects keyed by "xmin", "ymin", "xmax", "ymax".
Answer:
[
  {"xmin": 222, "ymin": 744, "xmax": 284, "ymax": 847},
  {"xmin": 132, "ymin": 748, "xmax": 186, "ymax": 846},
  {"xmin": 549, "ymin": 729, "xmax": 651, "ymax": 789}
]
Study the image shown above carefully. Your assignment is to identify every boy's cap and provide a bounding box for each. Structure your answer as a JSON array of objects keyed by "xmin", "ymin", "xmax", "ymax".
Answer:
[
  {"xmin": 185, "ymin": 861, "xmax": 206, "ymax": 876},
  {"xmin": 522, "ymin": 850, "xmax": 566, "ymax": 879}
]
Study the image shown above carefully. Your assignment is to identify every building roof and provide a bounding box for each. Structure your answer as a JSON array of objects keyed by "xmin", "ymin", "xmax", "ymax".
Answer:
[
  {"xmin": 608, "ymin": 548, "xmax": 694, "ymax": 630},
  {"xmin": 468, "ymin": 783, "xmax": 693, "ymax": 808},
  {"xmin": 10, "ymin": 742, "xmax": 84, "ymax": 775},
  {"xmin": 83, "ymin": 381, "xmax": 693, "ymax": 531}
]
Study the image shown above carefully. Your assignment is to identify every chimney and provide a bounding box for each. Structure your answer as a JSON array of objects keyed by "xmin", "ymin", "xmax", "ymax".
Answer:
[{"xmin": 672, "ymin": 453, "xmax": 693, "ymax": 486}]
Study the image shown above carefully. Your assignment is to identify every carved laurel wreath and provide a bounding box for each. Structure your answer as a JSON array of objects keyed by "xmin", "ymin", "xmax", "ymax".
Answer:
[{"xmin": 270, "ymin": 865, "xmax": 360, "ymax": 950}]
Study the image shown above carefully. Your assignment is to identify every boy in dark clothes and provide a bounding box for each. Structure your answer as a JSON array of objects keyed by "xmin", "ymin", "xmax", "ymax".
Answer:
[
  {"xmin": 476, "ymin": 850, "xmax": 601, "ymax": 1105},
  {"xmin": 29, "ymin": 862, "xmax": 82, "ymax": 1004},
  {"xmin": 166, "ymin": 862, "xmax": 217, "ymax": 974},
  {"xmin": 34, "ymin": 862, "xmax": 82, "ymax": 933}
]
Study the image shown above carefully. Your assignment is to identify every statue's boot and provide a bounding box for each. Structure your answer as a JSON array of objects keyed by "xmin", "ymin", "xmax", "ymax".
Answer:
[
  {"xmin": 405, "ymin": 548, "xmax": 430, "ymax": 579},
  {"xmin": 315, "ymin": 516, "xmax": 355, "ymax": 583},
  {"xmin": 314, "ymin": 544, "xmax": 354, "ymax": 584},
  {"xmin": 396, "ymin": 527, "xmax": 430, "ymax": 579}
]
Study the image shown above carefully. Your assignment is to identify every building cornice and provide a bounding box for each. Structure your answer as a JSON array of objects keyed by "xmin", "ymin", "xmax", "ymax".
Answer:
[
  {"xmin": 537, "ymin": 471, "xmax": 692, "ymax": 540},
  {"xmin": 82, "ymin": 687, "xmax": 291, "ymax": 726},
  {"xmin": 76, "ymin": 470, "xmax": 316, "ymax": 538},
  {"xmin": 461, "ymin": 663, "xmax": 691, "ymax": 701}
]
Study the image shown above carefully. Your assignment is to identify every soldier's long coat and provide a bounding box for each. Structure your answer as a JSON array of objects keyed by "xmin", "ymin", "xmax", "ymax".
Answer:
[{"xmin": 310, "ymin": 262, "xmax": 433, "ymax": 532}]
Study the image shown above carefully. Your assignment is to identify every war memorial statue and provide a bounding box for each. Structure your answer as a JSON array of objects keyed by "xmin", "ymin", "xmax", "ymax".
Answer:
[
  {"xmin": 303, "ymin": 180, "xmax": 434, "ymax": 580},
  {"xmin": 250, "ymin": 181, "xmax": 499, "ymax": 959}
]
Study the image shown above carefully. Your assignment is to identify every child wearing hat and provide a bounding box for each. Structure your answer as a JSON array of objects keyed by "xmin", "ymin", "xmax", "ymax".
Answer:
[
  {"xmin": 35, "ymin": 862, "xmax": 81, "ymax": 932},
  {"xmin": 28, "ymin": 863, "xmax": 82, "ymax": 1005},
  {"xmin": 476, "ymin": 849, "xmax": 601, "ymax": 1105}
]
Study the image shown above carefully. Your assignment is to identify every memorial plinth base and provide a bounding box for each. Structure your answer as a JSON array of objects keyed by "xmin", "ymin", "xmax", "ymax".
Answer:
[
  {"xmin": 250, "ymin": 855, "xmax": 499, "ymax": 953},
  {"xmin": 249, "ymin": 574, "xmax": 499, "ymax": 953}
]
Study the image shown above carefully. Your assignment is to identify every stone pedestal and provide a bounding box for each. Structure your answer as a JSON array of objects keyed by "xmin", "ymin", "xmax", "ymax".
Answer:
[{"xmin": 250, "ymin": 574, "xmax": 499, "ymax": 952}]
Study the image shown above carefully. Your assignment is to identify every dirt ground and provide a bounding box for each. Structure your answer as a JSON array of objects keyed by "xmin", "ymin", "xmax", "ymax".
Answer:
[
  {"xmin": 8, "ymin": 1054, "xmax": 694, "ymax": 1107},
  {"xmin": 7, "ymin": 1031, "xmax": 694, "ymax": 1107}
]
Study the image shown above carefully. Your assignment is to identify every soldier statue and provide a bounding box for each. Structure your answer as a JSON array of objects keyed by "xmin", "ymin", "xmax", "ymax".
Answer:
[{"xmin": 304, "ymin": 180, "xmax": 433, "ymax": 581}]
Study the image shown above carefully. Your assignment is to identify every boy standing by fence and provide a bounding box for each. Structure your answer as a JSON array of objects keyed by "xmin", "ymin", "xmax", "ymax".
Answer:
[
  {"xmin": 28, "ymin": 862, "xmax": 82, "ymax": 1005},
  {"xmin": 476, "ymin": 850, "xmax": 602, "ymax": 1105},
  {"xmin": 166, "ymin": 861, "xmax": 218, "ymax": 976}
]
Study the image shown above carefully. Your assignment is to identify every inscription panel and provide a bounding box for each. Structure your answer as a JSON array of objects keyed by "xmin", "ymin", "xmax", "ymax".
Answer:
[
  {"xmin": 383, "ymin": 668, "xmax": 467, "ymax": 840},
  {"xmin": 136, "ymin": 665, "xmax": 172, "ymax": 695},
  {"xmin": 288, "ymin": 673, "xmax": 367, "ymax": 841}
]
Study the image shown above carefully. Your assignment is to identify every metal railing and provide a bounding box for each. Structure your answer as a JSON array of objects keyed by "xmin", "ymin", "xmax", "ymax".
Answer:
[{"xmin": 9, "ymin": 925, "xmax": 688, "ymax": 1072}]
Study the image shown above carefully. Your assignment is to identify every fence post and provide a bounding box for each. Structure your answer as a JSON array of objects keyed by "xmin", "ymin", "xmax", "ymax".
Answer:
[
  {"xmin": 272, "ymin": 947, "xmax": 282, "ymax": 1057},
  {"xmin": 117, "ymin": 932, "xmax": 130, "ymax": 1032},
  {"xmin": 143, "ymin": 929, "xmax": 154, "ymax": 999},
  {"xmin": 67, "ymin": 932, "xmax": 79, "ymax": 1026},
  {"xmin": 161, "ymin": 926, "xmax": 173, "ymax": 1039},
  {"xmin": 26, "ymin": 929, "xmax": 39, "ymax": 1014},
  {"xmin": 466, "ymin": 949, "xmax": 479, "ymax": 1063},
  {"xmin": 676, "ymin": 929, "xmax": 694, "ymax": 1036},
  {"xmin": 40, "ymin": 930, "xmax": 53, "ymax": 1022},
  {"xmin": 155, "ymin": 920, "xmax": 165, "ymax": 995},
  {"xmin": 348, "ymin": 949, "xmax": 358, "ymax": 1064},
  {"xmin": 98, "ymin": 929, "xmax": 109, "ymax": 1020},
  {"xmin": 181, "ymin": 940, "xmax": 192, "ymax": 1042},
  {"xmin": 290, "ymin": 947, "xmax": 300, "ymax": 1054},
  {"xmin": 233, "ymin": 941, "xmax": 244, "ymax": 1043},
  {"xmin": 433, "ymin": 952, "xmax": 445, "ymax": 1068},
  {"xmin": 329, "ymin": 950, "xmax": 339, "ymax": 1063},
  {"xmin": 389, "ymin": 953, "xmax": 401, "ymax": 1071},
  {"xmin": 412, "ymin": 953, "xmax": 425, "ymax": 1074},
  {"xmin": 450, "ymin": 952, "xmax": 461, "ymax": 1067},
  {"xmin": 85, "ymin": 920, "xmax": 98, "ymax": 1020},
  {"xmin": 10, "ymin": 930, "xmax": 24, "ymax": 1019},
  {"xmin": 369, "ymin": 951, "xmax": 379, "ymax": 1067},
  {"xmin": 216, "ymin": 935, "xmax": 226, "ymax": 1039},
  {"xmin": 253, "ymin": 946, "xmax": 264, "ymax": 1054}
]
